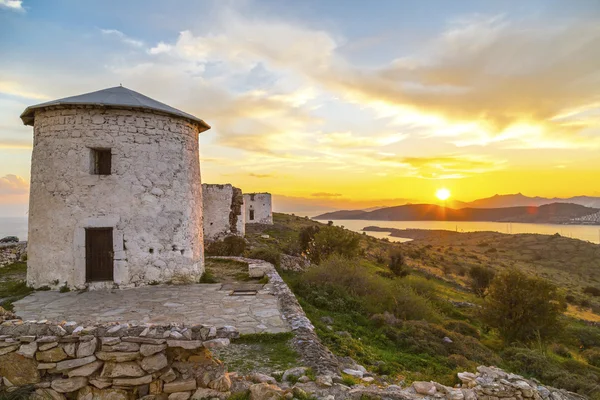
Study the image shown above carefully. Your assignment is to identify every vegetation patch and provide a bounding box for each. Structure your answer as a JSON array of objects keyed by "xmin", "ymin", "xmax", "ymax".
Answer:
[{"xmin": 0, "ymin": 262, "xmax": 32, "ymax": 311}]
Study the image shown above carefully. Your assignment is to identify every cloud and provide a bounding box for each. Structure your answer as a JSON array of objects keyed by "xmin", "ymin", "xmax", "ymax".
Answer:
[
  {"xmin": 0, "ymin": 174, "xmax": 28, "ymax": 195},
  {"xmin": 0, "ymin": 81, "xmax": 49, "ymax": 100},
  {"xmin": 0, "ymin": 0, "xmax": 24, "ymax": 12},
  {"xmin": 100, "ymin": 29, "xmax": 144, "ymax": 47},
  {"xmin": 317, "ymin": 131, "xmax": 407, "ymax": 148},
  {"xmin": 311, "ymin": 192, "xmax": 342, "ymax": 198},
  {"xmin": 381, "ymin": 154, "xmax": 506, "ymax": 179},
  {"xmin": 248, "ymin": 173, "xmax": 274, "ymax": 178}
]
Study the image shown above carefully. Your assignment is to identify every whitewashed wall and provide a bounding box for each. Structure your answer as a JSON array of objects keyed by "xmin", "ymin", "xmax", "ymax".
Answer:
[
  {"xmin": 202, "ymin": 184, "xmax": 245, "ymax": 242},
  {"xmin": 243, "ymin": 193, "xmax": 273, "ymax": 225},
  {"xmin": 27, "ymin": 106, "xmax": 204, "ymax": 289}
]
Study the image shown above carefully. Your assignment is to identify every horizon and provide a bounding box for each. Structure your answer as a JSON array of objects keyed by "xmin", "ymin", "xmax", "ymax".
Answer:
[{"xmin": 2, "ymin": 0, "xmax": 600, "ymax": 217}]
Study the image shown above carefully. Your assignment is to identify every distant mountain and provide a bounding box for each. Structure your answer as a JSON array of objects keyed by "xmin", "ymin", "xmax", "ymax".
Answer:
[
  {"xmin": 461, "ymin": 193, "xmax": 600, "ymax": 209},
  {"xmin": 313, "ymin": 203, "xmax": 599, "ymax": 224}
]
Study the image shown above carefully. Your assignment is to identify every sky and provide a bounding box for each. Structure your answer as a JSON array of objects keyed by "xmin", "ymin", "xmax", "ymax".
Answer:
[{"xmin": 1, "ymin": 0, "xmax": 600, "ymax": 216}]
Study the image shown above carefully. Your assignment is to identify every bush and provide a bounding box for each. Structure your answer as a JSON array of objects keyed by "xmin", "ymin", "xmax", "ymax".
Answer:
[
  {"xmin": 582, "ymin": 348, "xmax": 600, "ymax": 367},
  {"xmin": 549, "ymin": 343, "xmax": 572, "ymax": 358},
  {"xmin": 205, "ymin": 236, "xmax": 246, "ymax": 256},
  {"xmin": 389, "ymin": 249, "xmax": 410, "ymax": 277},
  {"xmin": 482, "ymin": 269, "xmax": 566, "ymax": 344},
  {"xmin": 442, "ymin": 320, "xmax": 480, "ymax": 338},
  {"xmin": 584, "ymin": 286, "xmax": 600, "ymax": 297},
  {"xmin": 468, "ymin": 265, "xmax": 495, "ymax": 297},
  {"xmin": 566, "ymin": 325, "xmax": 600, "ymax": 349},
  {"xmin": 299, "ymin": 226, "xmax": 321, "ymax": 251},
  {"xmin": 307, "ymin": 226, "xmax": 360, "ymax": 264},
  {"xmin": 246, "ymin": 247, "xmax": 281, "ymax": 268}
]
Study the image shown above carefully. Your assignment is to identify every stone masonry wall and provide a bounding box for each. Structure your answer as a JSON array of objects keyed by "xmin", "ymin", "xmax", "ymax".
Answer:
[
  {"xmin": 0, "ymin": 320, "xmax": 239, "ymax": 399},
  {"xmin": 202, "ymin": 184, "xmax": 245, "ymax": 243},
  {"xmin": 0, "ymin": 242, "xmax": 27, "ymax": 268},
  {"xmin": 27, "ymin": 106, "xmax": 204, "ymax": 290},
  {"xmin": 244, "ymin": 193, "xmax": 273, "ymax": 225}
]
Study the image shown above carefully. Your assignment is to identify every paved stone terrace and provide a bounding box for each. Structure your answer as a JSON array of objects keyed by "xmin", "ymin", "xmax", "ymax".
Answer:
[{"xmin": 12, "ymin": 283, "xmax": 290, "ymax": 334}]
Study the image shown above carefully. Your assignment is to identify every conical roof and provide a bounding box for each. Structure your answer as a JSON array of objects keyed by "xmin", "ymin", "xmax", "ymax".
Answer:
[{"xmin": 20, "ymin": 86, "xmax": 210, "ymax": 131}]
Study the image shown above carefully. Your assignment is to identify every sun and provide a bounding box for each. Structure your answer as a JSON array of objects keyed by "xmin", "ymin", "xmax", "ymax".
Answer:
[{"xmin": 436, "ymin": 188, "xmax": 451, "ymax": 201}]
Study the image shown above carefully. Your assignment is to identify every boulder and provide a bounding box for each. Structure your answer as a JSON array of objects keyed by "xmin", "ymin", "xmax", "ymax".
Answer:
[
  {"xmin": 39, "ymin": 342, "xmax": 58, "ymax": 351},
  {"xmin": 282, "ymin": 367, "xmax": 307, "ymax": 382},
  {"xmin": 56, "ymin": 355, "xmax": 97, "ymax": 372},
  {"xmin": 0, "ymin": 352, "xmax": 40, "ymax": 385},
  {"xmin": 249, "ymin": 373, "xmax": 277, "ymax": 385},
  {"xmin": 208, "ymin": 373, "xmax": 232, "ymax": 392},
  {"xmin": 77, "ymin": 385, "xmax": 130, "ymax": 400},
  {"xmin": 191, "ymin": 388, "xmax": 230, "ymax": 400},
  {"xmin": 168, "ymin": 393, "xmax": 192, "ymax": 400},
  {"xmin": 203, "ymin": 338, "xmax": 230, "ymax": 349},
  {"xmin": 249, "ymin": 383, "xmax": 284, "ymax": 400},
  {"xmin": 342, "ymin": 368, "xmax": 363, "ymax": 379},
  {"xmin": 164, "ymin": 380, "xmax": 197, "ymax": 393},
  {"xmin": 51, "ymin": 377, "xmax": 88, "ymax": 393},
  {"xmin": 17, "ymin": 342, "xmax": 37, "ymax": 358},
  {"xmin": 413, "ymin": 381, "xmax": 437, "ymax": 396}
]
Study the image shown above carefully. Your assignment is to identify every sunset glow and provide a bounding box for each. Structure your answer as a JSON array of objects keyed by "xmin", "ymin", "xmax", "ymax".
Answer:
[
  {"xmin": 0, "ymin": 1, "xmax": 599, "ymax": 216},
  {"xmin": 436, "ymin": 188, "xmax": 451, "ymax": 201}
]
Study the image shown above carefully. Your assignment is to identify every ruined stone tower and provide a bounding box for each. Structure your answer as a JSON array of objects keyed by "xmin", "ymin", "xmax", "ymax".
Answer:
[
  {"xmin": 244, "ymin": 193, "xmax": 273, "ymax": 224},
  {"xmin": 20, "ymin": 86, "xmax": 210, "ymax": 289},
  {"xmin": 202, "ymin": 183, "xmax": 245, "ymax": 242}
]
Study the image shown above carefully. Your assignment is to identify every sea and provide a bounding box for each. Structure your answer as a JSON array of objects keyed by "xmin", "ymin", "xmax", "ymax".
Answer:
[
  {"xmin": 2, "ymin": 215, "xmax": 599, "ymax": 244},
  {"xmin": 288, "ymin": 212, "xmax": 600, "ymax": 244}
]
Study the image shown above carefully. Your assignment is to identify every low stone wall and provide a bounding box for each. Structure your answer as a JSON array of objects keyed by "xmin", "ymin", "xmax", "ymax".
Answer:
[
  {"xmin": 0, "ymin": 242, "xmax": 27, "ymax": 268},
  {"xmin": 0, "ymin": 320, "xmax": 239, "ymax": 399}
]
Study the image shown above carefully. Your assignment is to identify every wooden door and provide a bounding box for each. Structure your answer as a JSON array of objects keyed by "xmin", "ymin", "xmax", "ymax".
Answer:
[{"xmin": 85, "ymin": 228, "xmax": 114, "ymax": 282}]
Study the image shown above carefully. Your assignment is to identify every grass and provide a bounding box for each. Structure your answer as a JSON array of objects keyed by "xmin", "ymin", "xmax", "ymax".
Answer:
[
  {"xmin": 213, "ymin": 332, "xmax": 300, "ymax": 374},
  {"xmin": 203, "ymin": 258, "xmax": 251, "ymax": 283},
  {"xmin": 0, "ymin": 385, "xmax": 36, "ymax": 399},
  {"xmin": 0, "ymin": 261, "xmax": 32, "ymax": 311}
]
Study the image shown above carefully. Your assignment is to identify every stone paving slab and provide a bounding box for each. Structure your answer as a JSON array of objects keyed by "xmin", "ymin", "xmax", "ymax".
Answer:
[{"xmin": 12, "ymin": 283, "xmax": 290, "ymax": 334}]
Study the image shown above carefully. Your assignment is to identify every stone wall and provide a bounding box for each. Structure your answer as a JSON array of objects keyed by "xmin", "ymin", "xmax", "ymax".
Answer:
[
  {"xmin": 0, "ymin": 320, "xmax": 239, "ymax": 399},
  {"xmin": 244, "ymin": 193, "xmax": 273, "ymax": 225},
  {"xmin": 0, "ymin": 242, "xmax": 26, "ymax": 268},
  {"xmin": 27, "ymin": 106, "xmax": 204, "ymax": 290},
  {"xmin": 202, "ymin": 184, "xmax": 245, "ymax": 243}
]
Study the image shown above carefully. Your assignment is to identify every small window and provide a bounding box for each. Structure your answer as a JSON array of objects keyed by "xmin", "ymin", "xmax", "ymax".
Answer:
[
  {"xmin": 250, "ymin": 194, "xmax": 255, "ymax": 201},
  {"xmin": 249, "ymin": 209, "xmax": 255, "ymax": 221},
  {"xmin": 91, "ymin": 148, "xmax": 112, "ymax": 175}
]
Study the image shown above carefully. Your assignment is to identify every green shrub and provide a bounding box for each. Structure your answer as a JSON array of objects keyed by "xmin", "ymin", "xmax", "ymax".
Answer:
[
  {"xmin": 584, "ymin": 286, "xmax": 600, "ymax": 297},
  {"xmin": 442, "ymin": 320, "xmax": 480, "ymax": 338},
  {"xmin": 307, "ymin": 226, "xmax": 360, "ymax": 264},
  {"xmin": 299, "ymin": 225, "xmax": 321, "ymax": 251},
  {"xmin": 582, "ymin": 348, "xmax": 600, "ymax": 367},
  {"xmin": 482, "ymin": 269, "xmax": 566, "ymax": 344},
  {"xmin": 205, "ymin": 236, "xmax": 246, "ymax": 256},
  {"xmin": 566, "ymin": 325, "xmax": 600, "ymax": 349},
  {"xmin": 246, "ymin": 247, "xmax": 281, "ymax": 268},
  {"xmin": 468, "ymin": 265, "xmax": 495, "ymax": 297},
  {"xmin": 389, "ymin": 249, "xmax": 410, "ymax": 277},
  {"xmin": 199, "ymin": 270, "xmax": 218, "ymax": 283},
  {"xmin": 549, "ymin": 343, "xmax": 572, "ymax": 358}
]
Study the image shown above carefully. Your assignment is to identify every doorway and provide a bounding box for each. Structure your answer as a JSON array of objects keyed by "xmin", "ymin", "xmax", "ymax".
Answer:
[{"xmin": 85, "ymin": 228, "xmax": 114, "ymax": 282}]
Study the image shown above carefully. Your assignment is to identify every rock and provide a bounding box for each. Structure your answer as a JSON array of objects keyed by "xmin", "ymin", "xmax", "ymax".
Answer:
[
  {"xmin": 457, "ymin": 372, "xmax": 477, "ymax": 384},
  {"xmin": 443, "ymin": 336, "xmax": 453, "ymax": 344},
  {"xmin": 208, "ymin": 373, "xmax": 232, "ymax": 392},
  {"xmin": 514, "ymin": 381, "xmax": 534, "ymax": 397},
  {"xmin": 249, "ymin": 373, "xmax": 277, "ymax": 385},
  {"xmin": 538, "ymin": 386, "xmax": 551, "ymax": 399},
  {"xmin": 191, "ymin": 388, "xmax": 230, "ymax": 400},
  {"xmin": 36, "ymin": 347, "xmax": 68, "ymax": 362},
  {"xmin": 39, "ymin": 342, "xmax": 58, "ymax": 351},
  {"xmin": 77, "ymin": 386, "xmax": 130, "ymax": 400},
  {"xmin": 166, "ymin": 340, "xmax": 204, "ymax": 349},
  {"xmin": 140, "ymin": 343, "xmax": 167, "ymax": 356},
  {"xmin": 298, "ymin": 376, "xmax": 311, "ymax": 383},
  {"xmin": 293, "ymin": 387, "xmax": 308, "ymax": 399},
  {"xmin": 342, "ymin": 369, "xmax": 363, "ymax": 378},
  {"xmin": 122, "ymin": 336, "xmax": 165, "ymax": 345},
  {"xmin": 89, "ymin": 379, "xmax": 112, "ymax": 389},
  {"xmin": 37, "ymin": 335, "xmax": 59, "ymax": 343},
  {"xmin": 17, "ymin": 342, "xmax": 37, "ymax": 358},
  {"xmin": 316, "ymin": 375, "xmax": 333, "ymax": 388},
  {"xmin": 96, "ymin": 351, "xmax": 141, "ymax": 362},
  {"xmin": 107, "ymin": 341, "xmax": 140, "ymax": 352},
  {"xmin": 0, "ymin": 352, "xmax": 40, "ymax": 385},
  {"xmin": 51, "ymin": 377, "xmax": 88, "ymax": 393},
  {"xmin": 0, "ymin": 344, "xmax": 19, "ymax": 355},
  {"xmin": 282, "ymin": 367, "xmax": 307, "ymax": 382},
  {"xmin": 160, "ymin": 368, "xmax": 177, "ymax": 383},
  {"xmin": 34, "ymin": 388, "xmax": 66, "ymax": 400},
  {"xmin": 413, "ymin": 381, "xmax": 437, "ymax": 396},
  {"xmin": 62, "ymin": 342, "xmax": 77, "ymax": 357},
  {"xmin": 321, "ymin": 316, "xmax": 334, "ymax": 324},
  {"xmin": 362, "ymin": 377, "xmax": 375, "ymax": 383},
  {"xmin": 164, "ymin": 380, "xmax": 197, "ymax": 393},
  {"xmin": 76, "ymin": 337, "xmax": 97, "ymax": 357},
  {"xmin": 150, "ymin": 380, "xmax": 164, "ymax": 395},
  {"xmin": 141, "ymin": 352, "xmax": 169, "ymax": 373},
  {"xmin": 249, "ymin": 383, "xmax": 284, "ymax": 400},
  {"xmin": 168, "ymin": 393, "xmax": 192, "ymax": 400},
  {"xmin": 56, "ymin": 355, "xmax": 97, "ymax": 372},
  {"xmin": 101, "ymin": 361, "xmax": 146, "ymax": 378},
  {"xmin": 203, "ymin": 338, "xmax": 230, "ymax": 349},
  {"xmin": 38, "ymin": 362, "xmax": 57, "ymax": 369},
  {"xmin": 100, "ymin": 337, "xmax": 121, "ymax": 346},
  {"xmin": 112, "ymin": 375, "xmax": 153, "ymax": 386},
  {"xmin": 462, "ymin": 388, "xmax": 477, "ymax": 400},
  {"xmin": 68, "ymin": 360, "xmax": 104, "ymax": 377},
  {"xmin": 447, "ymin": 389, "xmax": 464, "ymax": 400}
]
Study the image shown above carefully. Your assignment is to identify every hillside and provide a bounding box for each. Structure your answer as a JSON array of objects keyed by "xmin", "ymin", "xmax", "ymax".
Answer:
[
  {"xmin": 314, "ymin": 202, "xmax": 599, "ymax": 224},
  {"xmin": 463, "ymin": 193, "xmax": 600, "ymax": 209},
  {"xmin": 242, "ymin": 213, "xmax": 600, "ymax": 399}
]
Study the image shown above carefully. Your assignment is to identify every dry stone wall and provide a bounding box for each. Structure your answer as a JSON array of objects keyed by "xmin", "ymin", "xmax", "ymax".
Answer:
[
  {"xmin": 202, "ymin": 184, "xmax": 245, "ymax": 243},
  {"xmin": 0, "ymin": 320, "xmax": 239, "ymax": 399},
  {"xmin": 27, "ymin": 106, "xmax": 204, "ymax": 290},
  {"xmin": 0, "ymin": 242, "xmax": 26, "ymax": 268}
]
